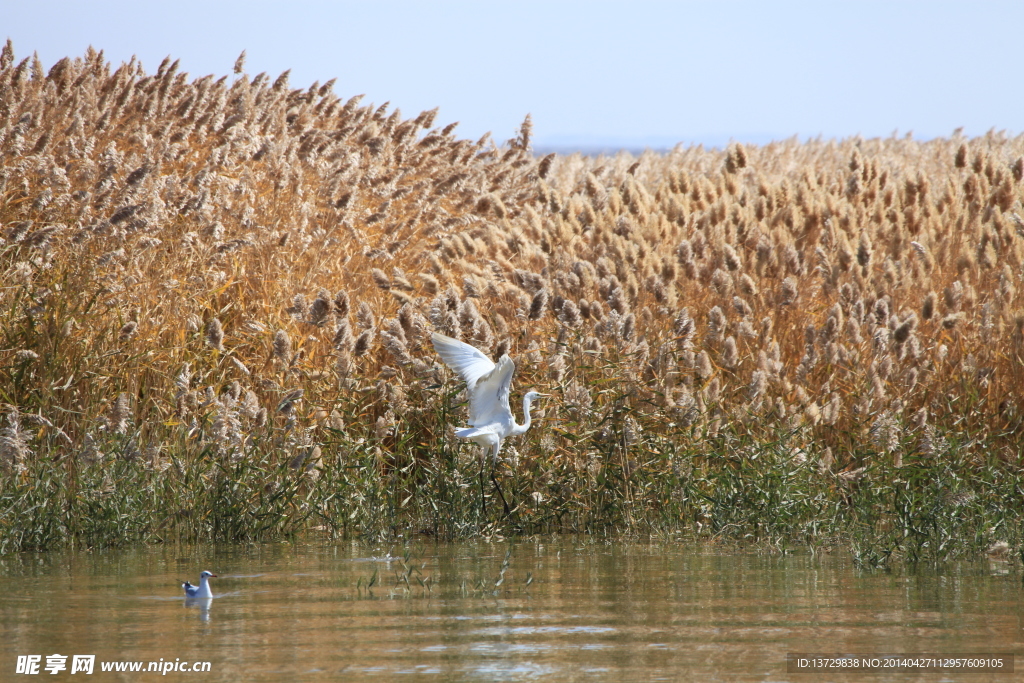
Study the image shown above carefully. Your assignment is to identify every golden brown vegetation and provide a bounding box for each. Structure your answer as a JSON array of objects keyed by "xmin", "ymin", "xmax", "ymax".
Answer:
[{"xmin": 2, "ymin": 44, "xmax": 1023, "ymax": 551}]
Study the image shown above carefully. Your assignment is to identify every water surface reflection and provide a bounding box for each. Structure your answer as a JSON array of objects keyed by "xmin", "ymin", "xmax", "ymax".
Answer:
[{"xmin": 1, "ymin": 540, "xmax": 1019, "ymax": 681}]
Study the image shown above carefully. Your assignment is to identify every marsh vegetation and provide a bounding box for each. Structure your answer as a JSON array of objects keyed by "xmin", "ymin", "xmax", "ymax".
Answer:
[{"xmin": 1, "ymin": 44, "xmax": 1022, "ymax": 562}]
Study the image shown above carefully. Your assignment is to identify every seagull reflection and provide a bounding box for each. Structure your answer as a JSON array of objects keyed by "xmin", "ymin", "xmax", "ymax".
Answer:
[{"xmin": 184, "ymin": 596, "xmax": 213, "ymax": 622}]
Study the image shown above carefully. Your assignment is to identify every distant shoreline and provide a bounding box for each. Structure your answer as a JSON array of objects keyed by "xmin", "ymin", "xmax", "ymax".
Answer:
[{"xmin": 532, "ymin": 130, "xmax": 1020, "ymax": 157}]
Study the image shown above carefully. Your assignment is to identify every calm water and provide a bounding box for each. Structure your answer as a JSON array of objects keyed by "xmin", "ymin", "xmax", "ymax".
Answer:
[{"xmin": 1, "ymin": 539, "xmax": 1020, "ymax": 681}]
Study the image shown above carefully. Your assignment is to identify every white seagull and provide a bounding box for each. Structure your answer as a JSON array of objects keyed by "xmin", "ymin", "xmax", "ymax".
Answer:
[
  {"xmin": 182, "ymin": 570, "xmax": 217, "ymax": 598},
  {"xmin": 431, "ymin": 332, "xmax": 547, "ymax": 514}
]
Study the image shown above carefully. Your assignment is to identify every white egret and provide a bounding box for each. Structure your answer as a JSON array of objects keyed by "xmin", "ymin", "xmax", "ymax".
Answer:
[
  {"xmin": 182, "ymin": 570, "xmax": 217, "ymax": 598},
  {"xmin": 431, "ymin": 332, "xmax": 547, "ymax": 514}
]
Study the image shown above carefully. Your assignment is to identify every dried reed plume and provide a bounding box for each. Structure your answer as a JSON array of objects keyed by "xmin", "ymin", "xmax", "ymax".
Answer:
[{"xmin": 2, "ymin": 43, "xmax": 1023, "ymax": 544}]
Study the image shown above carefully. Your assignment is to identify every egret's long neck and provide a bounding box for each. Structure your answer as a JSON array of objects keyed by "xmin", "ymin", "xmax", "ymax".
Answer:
[{"xmin": 513, "ymin": 395, "xmax": 535, "ymax": 436}]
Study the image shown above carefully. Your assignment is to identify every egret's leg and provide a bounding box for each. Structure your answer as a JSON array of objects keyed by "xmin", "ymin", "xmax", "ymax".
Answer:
[
  {"xmin": 491, "ymin": 471, "xmax": 510, "ymax": 517},
  {"xmin": 478, "ymin": 448, "xmax": 487, "ymax": 516},
  {"xmin": 479, "ymin": 466, "xmax": 487, "ymax": 516},
  {"xmin": 490, "ymin": 442, "xmax": 511, "ymax": 517}
]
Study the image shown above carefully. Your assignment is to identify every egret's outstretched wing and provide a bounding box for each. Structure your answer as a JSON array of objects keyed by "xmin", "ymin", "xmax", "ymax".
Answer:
[
  {"xmin": 469, "ymin": 355, "xmax": 515, "ymax": 428},
  {"xmin": 431, "ymin": 333, "xmax": 495, "ymax": 389},
  {"xmin": 432, "ymin": 333, "xmax": 516, "ymax": 429}
]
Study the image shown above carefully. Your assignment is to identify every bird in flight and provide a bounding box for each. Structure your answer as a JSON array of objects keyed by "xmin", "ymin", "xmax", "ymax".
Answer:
[{"xmin": 431, "ymin": 332, "xmax": 546, "ymax": 515}]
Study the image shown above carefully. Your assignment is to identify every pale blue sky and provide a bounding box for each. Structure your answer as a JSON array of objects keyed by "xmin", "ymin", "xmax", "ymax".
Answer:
[{"xmin": 5, "ymin": 1, "xmax": 1022, "ymax": 148}]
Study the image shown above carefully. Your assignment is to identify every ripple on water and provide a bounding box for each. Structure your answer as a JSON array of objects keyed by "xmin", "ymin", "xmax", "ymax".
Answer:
[{"xmin": 1, "ymin": 540, "xmax": 1020, "ymax": 682}]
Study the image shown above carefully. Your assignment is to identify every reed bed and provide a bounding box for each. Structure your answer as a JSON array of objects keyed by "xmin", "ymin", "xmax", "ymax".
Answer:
[{"xmin": 1, "ymin": 44, "xmax": 1023, "ymax": 563}]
